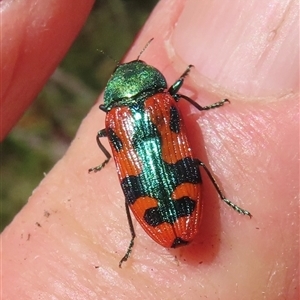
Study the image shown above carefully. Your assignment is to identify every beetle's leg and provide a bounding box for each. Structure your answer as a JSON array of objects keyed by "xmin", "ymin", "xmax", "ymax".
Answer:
[
  {"xmin": 119, "ymin": 201, "xmax": 136, "ymax": 268},
  {"xmin": 170, "ymin": 65, "xmax": 230, "ymax": 111},
  {"xmin": 168, "ymin": 65, "xmax": 193, "ymax": 95},
  {"xmin": 197, "ymin": 159, "xmax": 252, "ymax": 217},
  {"xmin": 179, "ymin": 95, "xmax": 230, "ymax": 111},
  {"xmin": 88, "ymin": 129, "xmax": 111, "ymax": 173}
]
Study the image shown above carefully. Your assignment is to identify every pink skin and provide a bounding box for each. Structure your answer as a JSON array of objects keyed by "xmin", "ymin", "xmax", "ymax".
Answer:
[{"xmin": 1, "ymin": 0, "xmax": 299, "ymax": 299}]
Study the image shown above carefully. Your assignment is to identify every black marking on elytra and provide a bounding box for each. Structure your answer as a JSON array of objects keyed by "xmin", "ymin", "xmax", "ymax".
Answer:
[
  {"xmin": 172, "ymin": 157, "xmax": 202, "ymax": 185},
  {"xmin": 121, "ymin": 175, "xmax": 146, "ymax": 205},
  {"xmin": 171, "ymin": 237, "xmax": 189, "ymax": 248},
  {"xmin": 169, "ymin": 106, "xmax": 180, "ymax": 133},
  {"xmin": 107, "ymin": 128, "xmax": 123, "ymax": 152},
  {"xmin": 174, "ymin": 196, "xmax": 196, "ymax": 218},
  {"xmin": 143, "ymin": 206, "xmax": 164, "ymax": 227},
  {"xmin": 144, "ymin": 196, "xmax": 196, "ymax": 227},
  {"xmin": 121, "ymin": 157, "xmax": 201, "ymax": 223}
]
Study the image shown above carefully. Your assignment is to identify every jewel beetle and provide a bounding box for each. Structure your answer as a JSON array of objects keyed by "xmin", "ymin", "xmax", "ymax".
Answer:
[{"xmin": 90, "ymin": 40, "xmax": 252, "ymax": 267}]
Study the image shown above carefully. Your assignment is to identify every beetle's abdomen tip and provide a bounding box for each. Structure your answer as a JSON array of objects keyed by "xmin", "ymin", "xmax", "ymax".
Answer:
[{"xmin": 171, "ymin": 237, "xmax": 189, "ymax": 248}]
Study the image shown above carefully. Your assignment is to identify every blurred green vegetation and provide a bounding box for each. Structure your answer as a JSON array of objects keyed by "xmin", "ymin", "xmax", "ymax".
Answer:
[{"xmin": 1, "ymin": 0, "xmax": 158, "ymax": 232}]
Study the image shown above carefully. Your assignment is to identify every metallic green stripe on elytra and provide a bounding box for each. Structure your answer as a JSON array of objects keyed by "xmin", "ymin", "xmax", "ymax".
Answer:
[{"xmin": 120, "ymin": 105, "xmax": 201, "ymax": 226}]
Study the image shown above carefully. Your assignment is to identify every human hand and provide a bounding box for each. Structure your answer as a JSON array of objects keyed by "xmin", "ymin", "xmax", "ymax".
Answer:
[{"xmin": 2, "ymin": 0, "xmax": 298, "ymax": 299}]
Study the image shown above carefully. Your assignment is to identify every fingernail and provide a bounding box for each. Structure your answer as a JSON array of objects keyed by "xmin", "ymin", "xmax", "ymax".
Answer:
[{"xmin": 171, "ymin": 0, "xmax": 298, "ymax": 98}]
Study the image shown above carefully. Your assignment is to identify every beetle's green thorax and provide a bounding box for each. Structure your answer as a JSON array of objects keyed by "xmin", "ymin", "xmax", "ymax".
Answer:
[{"xmin": 103, "ymin": 60, "xmax": 167, "ymax": 111}]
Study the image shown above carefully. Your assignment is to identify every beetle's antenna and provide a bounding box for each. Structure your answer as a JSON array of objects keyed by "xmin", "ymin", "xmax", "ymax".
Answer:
[
  {"xmin": 137, "ymin": 38, "xmax": 154, "ymax": 61},
  {"xmin": 97, "ymin": 49, "xmax": 119, "ymax": 65}
]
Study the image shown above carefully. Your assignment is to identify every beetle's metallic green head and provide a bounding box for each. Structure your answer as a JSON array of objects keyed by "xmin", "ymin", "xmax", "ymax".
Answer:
[{"xmin": 103, "ymin": 60, "xmax": 167, "ymax": 111}]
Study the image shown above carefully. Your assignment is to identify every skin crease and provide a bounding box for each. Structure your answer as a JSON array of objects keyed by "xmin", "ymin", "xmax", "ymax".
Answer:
[{"xmin": 1, "ymin": 0, "xmax": 299, "ymax": 299}]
